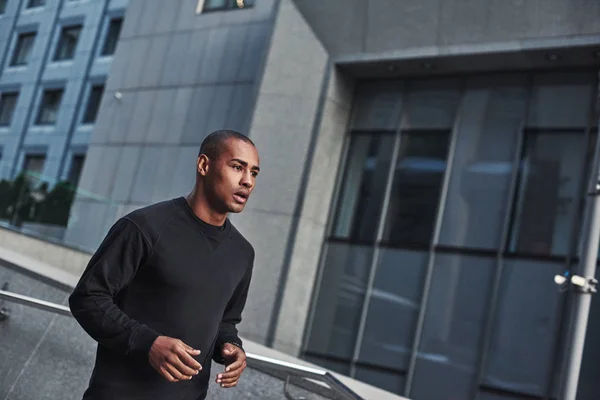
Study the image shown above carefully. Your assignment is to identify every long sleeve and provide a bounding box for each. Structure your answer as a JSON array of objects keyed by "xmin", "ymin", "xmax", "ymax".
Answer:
[
  {"xmin": 213, "ymin": 250, "xmax": 254, "ymax": 364},
  {"xmin": 69, "ymin": 218, "xmax": 160, "ymax": 358}
]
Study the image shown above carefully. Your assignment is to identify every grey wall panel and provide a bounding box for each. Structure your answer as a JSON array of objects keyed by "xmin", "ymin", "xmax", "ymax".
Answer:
[
  {"xmin": 160, "ymin": 31, "xmax": 191, "ymax": 87},
  {"xmin": 129, "ymin": 146, "xmax": 162, "ymax": 203},
  {"xmin": 124, "ymin": 89, "xmax": 156, "ymax": 143},
  {"xmin": 146, "ymin": 89, "xmax": 177, "ymax": 144},
  {"xmin": 107, "ymin": 90, "xmax": 136, "ymax": 143},
  {"xmin": 198, "ymin": 28, "xmax": 229, "ymax": 84},
  {"xmin": 165, "ymin": 87, "xmax": 195, "ymax": 145},
  {"xmin": 140, "ymin": 34, "xmax": 170, "ymax": 88},
  {"xmin": 180, "ymin": 30, "xmax": 207, "ymax": 85},
  {"xmin": 293, "ymin": 0, "xmax": 600, "ymax": 59},
  {"xmin": 181, "ymin": 86, "xmax": 214, "ymax": 143},
  {"xmin": 204, "ymin": 85, "xmax": 234, "ymax": 134},
  {"xmin": 110, "ymin": 145, "xmax": 141, "ymax": 202}
]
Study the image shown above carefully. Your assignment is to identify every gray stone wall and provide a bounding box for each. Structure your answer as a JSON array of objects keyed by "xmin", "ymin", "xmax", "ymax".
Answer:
[
  {"xmin": 292, "ymin": 0, "xmax": 600, "ymax": 59},
  {"xmin": 0, "ymin": 0, "xmax": 127, "ymax": 182},
  {"xmin": 65, "ymin": 0, "xmax": 278, "ymax": 249}
]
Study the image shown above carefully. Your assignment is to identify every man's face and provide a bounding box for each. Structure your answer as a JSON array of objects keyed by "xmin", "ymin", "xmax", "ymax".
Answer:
[{"xmin": 201, "ymin": 139, "xmax": 260, "ymax": 214}]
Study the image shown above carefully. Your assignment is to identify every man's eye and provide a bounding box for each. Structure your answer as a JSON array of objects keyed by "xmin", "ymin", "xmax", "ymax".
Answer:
[
  {"xmin": 233, "ymin": 165, "xmax": 242, "ymax": 171},
  {"xmin": 251, "ymin": 171, "xmax": 258, "ymax": 177}
]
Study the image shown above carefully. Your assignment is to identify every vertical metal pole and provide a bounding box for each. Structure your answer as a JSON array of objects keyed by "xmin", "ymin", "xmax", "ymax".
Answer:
[{"xmin": 559, "ymin": 72, "xmax": 600, "ymax": 400}]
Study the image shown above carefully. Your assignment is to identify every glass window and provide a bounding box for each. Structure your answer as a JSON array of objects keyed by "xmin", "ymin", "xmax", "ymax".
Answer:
[
  {"xmin": 23, "ymin": 154, "xmax": 45, "ymax": 176},
  {"xmin": 305, "ymin": 243, "xmax": 374, "ymax": 362},
  {"xmin": 483, "ymin": 259, "xmax": 564, "ymax": 397},
  {"xmin": 202, "ymin": 0, "xmax": 255, "ymax": 12},
  {"xmin": 0, "ymin": 92, "xmax": 19, "ymax": 126},
  {"xmin": 68, "ymin": 155, "xmax": 85, "ymax": 186},
  {"xmin": 508, "ymin": 130, "xmax": 588, "ymax": 256},
  {"xmin": 331, "ymin": 134, "xmax": 395, "ymax": 242},
  {"xmin": 101, "ymin": 17, "xmax": 123, "ymax": 56},
  {"xmin": 36, "ymin": 89, "xmax": 64, "ymax": 125},
  {"xmin": 351, "ymin": 81, "xmax": 404, "ymax": 131},
  {"xmin": 0, "ymin": 0, "xmax": 7, "ymax": 14},
  {"xmin": 354, "ymin": 366, "xmax": 406, "ymax": 396},
  {"xmin": 82, "ymin": 85, "xmax": 104, "ymax": 124},
  {"xmin": 357, "ymin": 249, "xmax": 428, "ymax": 372},
  {"xmin": 10, "ymin": 32, "xmax": 36, "ymax": 66},
  {"xmin": 404, "ymin": 79, "xmax": 462, "ymax": 130},
  {"xmin": 54, "ymin": 25, "xmax": 82, "ymax": 61},
  {"xmin": 381, "ymin": 131, "xmax": 450, "ymax": 247},
  {"xmin": 27, "ymin": 0, "xmax": 45, "ymax": 8},
  {"xmin": 411, "ymin": 254, "xmax": 495, "ymax": 400},
  {"xmin": 439, "ymin": 75, "xmax": 528, "ymax": 250}
]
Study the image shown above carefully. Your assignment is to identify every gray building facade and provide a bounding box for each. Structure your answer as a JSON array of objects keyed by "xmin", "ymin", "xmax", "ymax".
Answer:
[
  {"xmin": 0, "ymin": 0, "xmax": 127, "ymax": 187},
  {"xmin": 7, "ymin": 0, "xmax": 600, "ymax": 399}
]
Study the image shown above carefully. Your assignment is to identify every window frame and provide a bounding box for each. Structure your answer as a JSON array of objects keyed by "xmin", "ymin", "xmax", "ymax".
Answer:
[
  {"xmin": 10, "ymin": 31, "xmax": 37, "ymax": 67},
  {"xmin": 81, "ymin": 83, "xmax": 104, "ymax": 124},
  {"xmin": 0, "ymin": 91, "xmax": 19, "ymax": 127},
  {"xmin": 100, "ymin": 16, "xmax": 123, "ymax": 57},
  {"xmin": 35, "ymin": 88, "xmax": 65, "ymax": 126},
  {"xmin": 26, "ymin": 0, "xmax": 45, "ymax": 9},
  {"xmin": 53, "ymin": 24, "xmax": 83, "ymax": 62},
  {"xmin": 200, "ymin": 0, "xmax": 255, "ymax": 13}
]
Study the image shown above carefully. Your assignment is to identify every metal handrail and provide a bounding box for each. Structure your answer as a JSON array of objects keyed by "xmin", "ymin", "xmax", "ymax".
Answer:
[{"xmin": 0, "ymin": 289, "xmax": 363, "ymax": 400}]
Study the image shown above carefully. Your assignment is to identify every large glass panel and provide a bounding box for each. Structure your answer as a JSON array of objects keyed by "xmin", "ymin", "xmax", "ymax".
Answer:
[
  {"xmin": 439, "ymin": 75, "xmax": 528, "ymax": 250},
  {"xmin": 411, "ymin": 254, "xmax": 495, "ymax": 400},
  {"xmin": 355, "ymin": 365, "xmax": 406, "ymax": 396},
  {"xmin": 508, "ymin": 130, "xmax": 587, "ymax": 256},
  {"xmin": 382, "ymin": 131, "xmax": 450, "ymax": 247},
  {"xmin": 306, "ymin": 243, "xmax": 374, "ymax": 361},
  {"xmin": 403, "ymin": 79, "xmax": 462, "ymax": 130},
  {"xmin": 351, "ymin": 81, "xmax": 404, "ymax": 131},
  {"xmin": 357, "ymin": 248, "xmax": 428, "ymax": 372},
  {"xmin": 484, "ymin": 259, "xmax": 564, "ymax": 396},
  {"xmin": 0, "ymin": 92, "xmax": 19, "ymax": 126},
  {"xmin": 331, "ymin": 134, "xmax": 395, "ymax": 242},
  {"xmin": 82, "ymin": 85, "xmax": 104, "ymax": 124},
  {"xmin": 53, "ymin": 25, "xmax": 82, "ymax": 61},
  {"xmin": 10, "ymin": 33, "xmax": 36, "ymax": 66},
  {"xmin": 101, "ymin": 18, "xmax": 123, "ymax": 56},
  {"xmin": 527, "ymin": 72, "xmax": 595, "ymax": 129},
  {"xmin": 36, "ymin": 89, "xmax": 64, "ymax": 125}
]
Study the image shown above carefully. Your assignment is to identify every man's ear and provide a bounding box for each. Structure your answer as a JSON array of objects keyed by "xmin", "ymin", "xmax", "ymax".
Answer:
[{"xmin": 197, "ymin": 154, "xmax": 210, "ymax": 176}]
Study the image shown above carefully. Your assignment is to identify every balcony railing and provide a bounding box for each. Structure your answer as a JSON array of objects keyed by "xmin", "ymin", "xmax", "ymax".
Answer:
[{"xmin": 0, "ymin": 288, "xmax": 363, "ymax": 400}]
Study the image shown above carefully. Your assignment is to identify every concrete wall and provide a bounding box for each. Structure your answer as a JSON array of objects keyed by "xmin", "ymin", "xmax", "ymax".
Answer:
[
  {"xmin": 65, "ymin": 0, "xmax": 277, "ymax": 249},
  {"xmin": 0, "ymin": 225, "xmax": 91, "ymax": 278},
  {"xmin": 227, "ymin": 0, "xmax": 342, "ymax": 349},
  {"xmin": 292, "ymin": 0, "xmax": 600, "ymax": 60},
  {"xmin": 0, "ymin": 0, "xmax": 127, "ymax": 182}
]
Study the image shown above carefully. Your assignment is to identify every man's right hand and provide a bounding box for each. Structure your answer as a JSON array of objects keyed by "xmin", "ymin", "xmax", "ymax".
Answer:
[{"xmin": 149, "ymin": 336, "xmax": 202, "ymax": 382}]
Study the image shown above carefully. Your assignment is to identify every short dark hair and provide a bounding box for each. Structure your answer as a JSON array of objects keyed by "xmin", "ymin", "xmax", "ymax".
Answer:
[{"xmin": 199, "ymin": 130, "xmax": 255, "ymax": 160}]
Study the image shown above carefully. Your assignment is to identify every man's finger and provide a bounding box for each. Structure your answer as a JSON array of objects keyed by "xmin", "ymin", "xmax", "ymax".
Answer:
[
  {"xmin": 160, "ymin": 366, "xmax": 179, "ymax": 383},
  {"xmin": 223, "ymin": 359, "xmax": 244, "ymax": 373},
  {"xmin": 182, "ymin": 342, "xmax": 201, "ymax": 356},
  {"xmin": 176, "ymin": 348, "xmax": 202, "ymax": 370},
  {"xmin": 218, "ymin": 369, "xmax": 244, "ymax": 381},
  {"xmin": 220, "ymin": 381, "xmax": 238, "ymax": 388},
  {"xmin": 218, "ymin": 376, "xmax": 239, "ymax": 384},
  {"xmin": 170, "ymin": 356, "xmax": 199, "ymax": 377}
]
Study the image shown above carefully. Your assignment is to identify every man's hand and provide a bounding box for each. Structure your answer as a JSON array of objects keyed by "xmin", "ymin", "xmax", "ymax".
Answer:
[
  {"xmin": 216, "ymin": 343, "xmax": 247, "ymax": 388},
  {"xmin": 149, "ymin": 336, "xmax": 202, "ymax": 382}
]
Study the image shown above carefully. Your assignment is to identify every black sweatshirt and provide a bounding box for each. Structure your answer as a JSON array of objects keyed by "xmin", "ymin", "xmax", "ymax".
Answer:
[{"xmin": 69, "ymin": 197, "xmax": 255, "ymax": 400}]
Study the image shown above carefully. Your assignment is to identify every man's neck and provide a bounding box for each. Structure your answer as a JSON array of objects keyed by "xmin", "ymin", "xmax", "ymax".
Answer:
[{"xmin": 185, "ymin": 190, "xmax": 227, "ymax": 227}]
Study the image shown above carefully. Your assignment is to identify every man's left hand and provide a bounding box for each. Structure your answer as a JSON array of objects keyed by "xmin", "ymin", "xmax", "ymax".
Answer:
[{"xmin": 216, "ymin": 343, "xmax": 247, "ymax": 388}]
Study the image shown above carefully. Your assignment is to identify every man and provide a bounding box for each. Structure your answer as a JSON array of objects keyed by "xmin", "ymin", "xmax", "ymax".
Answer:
[{"xmin": 69, "ymin": 130, "xmax": 260, "ymax": 399}]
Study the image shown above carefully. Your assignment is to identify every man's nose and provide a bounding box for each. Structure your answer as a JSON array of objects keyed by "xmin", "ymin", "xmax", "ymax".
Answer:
[{"xmin": 240, "ymin": 172, "xmax": 253, "ymax": 188}]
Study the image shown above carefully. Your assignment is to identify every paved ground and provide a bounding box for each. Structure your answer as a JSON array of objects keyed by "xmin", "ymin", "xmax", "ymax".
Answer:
[{"xmin": 0, "ymin": 265, "xmax": 328, "ymax": 400}]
